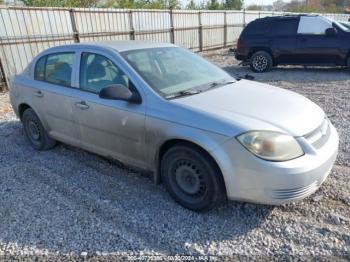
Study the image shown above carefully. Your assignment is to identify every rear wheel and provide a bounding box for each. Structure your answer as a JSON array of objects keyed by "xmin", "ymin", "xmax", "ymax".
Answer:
[
  {"xmin": 250, "ymin": 51, "xmax": 273, "ymax": 73},
  {"xmin": 161, "ymin": 143, "xmax": 226, "ymax": 212},
  {"xmin": 22, "ymin": 108, "xmax": 56, "ymax": 150}
]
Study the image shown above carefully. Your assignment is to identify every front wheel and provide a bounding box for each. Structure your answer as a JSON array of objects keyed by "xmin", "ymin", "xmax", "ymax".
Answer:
[
  {"xmin": 161, "ymin": 143, "xmax": 226, "ymax": 212},
  {"xmin": 250, "ymin": 51, "xmax": 273, "ymax": 73}
]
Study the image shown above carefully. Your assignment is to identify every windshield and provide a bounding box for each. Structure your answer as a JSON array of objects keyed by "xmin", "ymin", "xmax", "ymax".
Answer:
[
  {"xmin": 325, "ymin": 17, "xmax": 350, "ymax": 32},
  {"xmin": 121, "ymin": 47, "xmax": 233, "ymax": 97}
]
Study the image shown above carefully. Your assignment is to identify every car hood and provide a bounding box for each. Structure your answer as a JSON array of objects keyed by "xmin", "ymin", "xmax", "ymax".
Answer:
[{"xmin": 173, "ymin": 80, "xmax": 325, "ymax": 137}]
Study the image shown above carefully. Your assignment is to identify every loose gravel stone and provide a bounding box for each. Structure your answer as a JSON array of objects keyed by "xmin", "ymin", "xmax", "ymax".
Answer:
[{"xmin": 0, "ymin": 50, "xmax": 349, "ymax": 259}]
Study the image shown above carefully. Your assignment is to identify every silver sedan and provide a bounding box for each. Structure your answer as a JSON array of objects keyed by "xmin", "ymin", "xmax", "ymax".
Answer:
[{"xmin": 9, "ymin": 41, "xmax": 339, "ymax": 211}]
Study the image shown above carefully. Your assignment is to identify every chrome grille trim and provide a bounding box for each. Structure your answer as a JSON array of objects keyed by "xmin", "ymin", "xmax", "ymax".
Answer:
[
  {"xmin": 304, "ymin": 118, "xmax": 330, "ymax": 149},
  {"xmin": 271, "ymin": 181, "xmax": 318, "ymax": 200}
]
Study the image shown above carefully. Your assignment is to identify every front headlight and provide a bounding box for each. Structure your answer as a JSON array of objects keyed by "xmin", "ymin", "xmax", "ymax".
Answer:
[{"xmin": 236, "ymin": 131, "xmax": 304, "ymax": 161}]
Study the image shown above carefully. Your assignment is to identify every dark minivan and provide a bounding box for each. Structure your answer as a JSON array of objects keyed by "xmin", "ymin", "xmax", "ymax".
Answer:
[{"xmin": 235, "ymin": 15, "xmax": 350, "ymax": 72}]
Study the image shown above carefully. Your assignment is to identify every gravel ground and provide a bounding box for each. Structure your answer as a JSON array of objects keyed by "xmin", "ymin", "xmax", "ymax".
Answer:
[{"xmin": 0, "ymin": 50, "xmax": 349, "ymax": 259}]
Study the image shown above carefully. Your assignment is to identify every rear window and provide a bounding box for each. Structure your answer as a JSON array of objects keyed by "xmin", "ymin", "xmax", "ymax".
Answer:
[
  {"xmin": 34, "ymin": 52, "xmax": 74, "ymax": 87},
  {"xmin": 274, "ymin": 19, "xmax": 299, "ymax": 36},
  {"xmin": 242, "ymin": 19, "xmax": 271, "ymax": 36},
  {"xmin": 34, "ymin": 56, "xmax": 46, "ymax": 81}
]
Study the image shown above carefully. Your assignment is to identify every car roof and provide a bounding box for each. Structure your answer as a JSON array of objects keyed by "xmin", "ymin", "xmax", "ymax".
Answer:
[
  {"xmin": 43, "ymin": 41, "xmax": 176, "ymax": 54},
  {"xmin": 261, "ymin": 14, "xmax": 319, "ymax": 21}
]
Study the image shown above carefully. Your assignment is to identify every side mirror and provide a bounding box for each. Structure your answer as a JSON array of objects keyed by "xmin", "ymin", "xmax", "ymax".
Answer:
[
  {"xmin": 99, "ymin": 84, "xmax": 141, "ymax": 104},
  {"xmin": 325, "ymin": 27, "xmax": 337, "ymax": 36}
]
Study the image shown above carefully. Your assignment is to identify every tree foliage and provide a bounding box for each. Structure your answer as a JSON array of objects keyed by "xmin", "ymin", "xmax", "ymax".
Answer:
[
  {"xmin": 201, "ymin": 0, "xmax": 243, "ymax": 10},
  {"xmin": 22, "ymin": 0, "xmax": 98, "ymax": 7},
  {"xmin": 100, "ymin": 0, "xmax": 181, "ymax": 9},
  {"xmin": 285, "ymin": 0, "xmax": 347, "ymax": 13},
  {"xmin": 246, "ymin": 4, "xmax": 262, "ymax": 10},
  {"xmin": 206, "ymin": 0, "xmax": 222, "ymax": 10},
  {"xmin": 223, "ymin": 0, "xmax": 243, "ymax": 10}
]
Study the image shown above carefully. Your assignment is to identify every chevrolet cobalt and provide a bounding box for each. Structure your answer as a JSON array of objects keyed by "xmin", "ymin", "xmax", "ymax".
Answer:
[{"xmin": 10, "ymin": 41, "xmax": 339, "ymax": 211}]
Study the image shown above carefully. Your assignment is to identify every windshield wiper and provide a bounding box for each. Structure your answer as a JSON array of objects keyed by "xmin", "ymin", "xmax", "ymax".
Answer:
[
  {"xmin": 165, "ymin": 89, "xmax": 202, "ymax": 99},
  {"xmin": 202, "ymin": 80, "xmax": 236, "ymax": 91}
]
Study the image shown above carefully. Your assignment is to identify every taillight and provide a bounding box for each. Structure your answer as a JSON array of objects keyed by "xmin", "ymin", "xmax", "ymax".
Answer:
[{"xmin": 237, "ymin": 38, "xmax": 241, "ymax": 49}]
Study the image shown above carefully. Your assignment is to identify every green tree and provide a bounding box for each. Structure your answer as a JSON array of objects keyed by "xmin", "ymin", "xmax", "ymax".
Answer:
[
  {"xmin": 186, "ymin": 0, "xmax": 197, "ymax": 9},
  {"xmin": 246, "ymin": 4, "xmax": 262, "ymax": 10},
  {"xmin": 168, "ymin": 0, "xmax": 181, "ymax": 9},
  {"xmin": 223, "ymin": 0, "xmax": 243, "ymax": 10},
  {"xmin": 101, "ymin": 0, "xmax": 135, "ymax": 8},
  {"xmin": 22, "ymin": 0, "xmax": 98, "ymax": 7},
  {"xmin": 206, "ymin": 0, "xmax": 223, "ymax": 10},
  {"xmin": 101, "ymin": 0, "xmax": 180, "ymax": 9},
  {"xmin": 286, "ymin": 0, "xmax": 346, "ymax": 13}
]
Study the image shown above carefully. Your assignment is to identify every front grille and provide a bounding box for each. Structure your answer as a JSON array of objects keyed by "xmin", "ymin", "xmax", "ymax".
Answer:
[
  {"xmin": 271, "ymin": 181, "xmax": 318, "ymax": 200},
  {"xmin": 303, "ymin": 118, "xmax": 330, "ymax": 149}
]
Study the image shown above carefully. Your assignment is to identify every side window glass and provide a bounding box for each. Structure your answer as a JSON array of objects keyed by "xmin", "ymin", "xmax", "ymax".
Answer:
[
  {"xmin": 297, "ymin": 17, "xmax": 332, "ymax": 35},
  {"xmin": 80, "ymin": 53, "xmax": 129, "ymax": 94},
  {"xmin": 45, "ymin": 53, "xmax": 74, "ymax": 86},
  {"xmin": 243, "ymin": 20, "xmax": 270, "ymax": 35},
  {"xmin": 275, "ymin": 20, "xmax": 298, "ymax": 36},
  {"xmin": 34, "ymin": 55, "xmax": 46, "ymax": 81}
]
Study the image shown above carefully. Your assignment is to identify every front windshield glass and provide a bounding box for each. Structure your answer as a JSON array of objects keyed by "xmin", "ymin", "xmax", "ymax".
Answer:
[
  {"xmin": 325, "ymin": 17, "xmax": 350, "ymax": 32},
  {"xmin": 121, "ymin": 47, "xmax": 233, "ymax": 97}
]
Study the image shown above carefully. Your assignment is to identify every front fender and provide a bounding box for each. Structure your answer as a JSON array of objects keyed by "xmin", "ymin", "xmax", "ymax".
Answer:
[{"xmin": 145, "ymin": 115, "xmax": 232, "ymax": 183}]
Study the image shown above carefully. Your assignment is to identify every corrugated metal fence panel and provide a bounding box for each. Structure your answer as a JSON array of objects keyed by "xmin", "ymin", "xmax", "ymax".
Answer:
[
  {"xmin": 245, "ymin": 11, "xmax": 260, "ymax": 24},
  {"xmin": 173, "ymin": 10, "xmax": 199, "ymax": 51},
  {"xmin": 323, "ymin": 13, "xmax": 350, "ymax": 22},
  {"xmin": 133, "ymin": 9, "xmax": 171, "ymax": 43},
  {"xmin": 259, "ymin": 11, "xmax": 274, "ymax": 18},
  {"xmin": 73, "ymin": 8, "xmax": 130, "ymax": 42},
  {"xmin": 201, "ymin": 11, "xmax": 225, "ymax": 49},
  {"xmin": 226, "ymin": 11, "xmax": 244, "ymax": 45},
  {"xmin": 0, "ymin": 7, "xmax": 74, "ymax": 79},
  {"xmin": 1, "ymin": 7, "xmax": 350, "ymax": 91}
]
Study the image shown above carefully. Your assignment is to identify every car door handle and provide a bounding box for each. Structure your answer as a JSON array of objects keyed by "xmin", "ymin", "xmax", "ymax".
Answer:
[
  {"xmin": 300, "ymin": 38, "xmax": 307, "ymax": 43},
  {"xmin": 75, "ymin": 101, "xmax": 89, "ymax": 110},
  {"xmin": 34, "ymin": 90, "xmax": 44, "ymax": 98}
]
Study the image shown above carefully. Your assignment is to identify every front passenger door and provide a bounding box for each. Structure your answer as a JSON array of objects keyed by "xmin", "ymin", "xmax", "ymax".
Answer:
[
  {"xmin": 72, "ymin": 52, "xmax": 147, "ymax": 168},
  {"xmin": 295, "ymin": 16, "xmax": 341, "ymax": 65}
]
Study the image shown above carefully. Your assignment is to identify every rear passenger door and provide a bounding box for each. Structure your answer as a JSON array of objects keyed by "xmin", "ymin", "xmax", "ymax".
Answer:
[
  {"xmin": 271, "ymin": 18, "xmax": 299, "ymax": 64},
  {"xmin": 32, "ymin": 52, "xmax": 80, "ymax": 146}
]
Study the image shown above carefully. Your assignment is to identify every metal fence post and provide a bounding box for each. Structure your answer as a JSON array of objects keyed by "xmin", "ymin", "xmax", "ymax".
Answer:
[
  {"xmin": 223, "ymin": 11, "xmax": 227, "ymax": 48},
  {"xmin": 243, "ymin": 9, "xmax": 246, "ymax": 28},
  {"xmin": 129, "ymin": 10, "xmax": 135, "ymax": 40},
  {"xmin": 169, "ymin": 9, "xmax": 175, "ymax": 44},
  {"xmin": 0, "ymin": 56, "xmax": 8, "ymax": 91},
  {"xmin": 198, "ymin": 11, "xmax": 203, "ymax": 52},
  {"xmin": 69, "ymin": 9, "xmax": 80, "ymax": 43}
]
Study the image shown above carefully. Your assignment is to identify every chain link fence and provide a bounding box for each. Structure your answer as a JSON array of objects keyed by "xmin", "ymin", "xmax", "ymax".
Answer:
[{"xmin": 0, "ymin": 6, "xmax": 349, "ymax": 91}]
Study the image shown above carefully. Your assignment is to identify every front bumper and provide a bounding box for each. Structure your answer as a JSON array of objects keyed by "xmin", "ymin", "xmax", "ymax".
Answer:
[{"xmin": 212, "ymin": 123, "xmax": 339, "ymax": 205}]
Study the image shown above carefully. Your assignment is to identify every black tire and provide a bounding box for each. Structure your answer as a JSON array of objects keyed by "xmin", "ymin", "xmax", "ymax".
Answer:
[
  {"xmin": 22, "ymin": 108, "xmax": 56, "ymax": 150},
  {"xmin": 250, "ymin": 51, "xmax": 273, "ymax": 73},
  {"xmin": 161, "ymin": 143, "xmax": 226, "ymax": 212}
]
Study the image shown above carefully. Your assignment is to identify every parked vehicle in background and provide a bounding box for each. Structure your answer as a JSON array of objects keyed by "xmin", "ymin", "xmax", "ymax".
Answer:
[
  {"xmin": 235, "ymin": 15, "xmax": 350, "ymax": 72},
  {"xmin": 10, "ymin": 41, "xmax": 339, "ymax": 211},
  {"xmin": 341, "ymin": 21, "xmax": 350, "ymax": 29}
]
